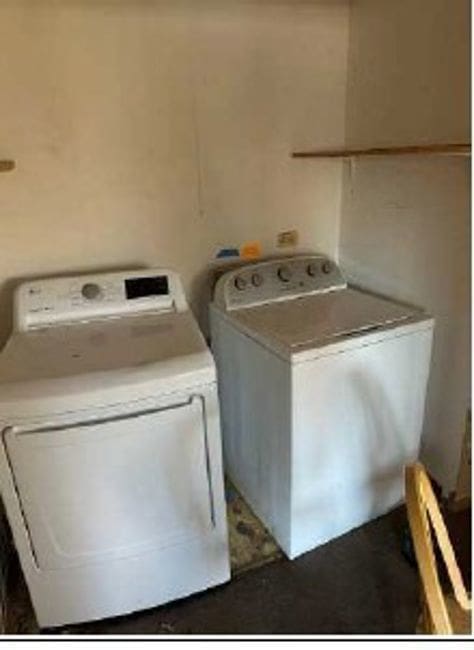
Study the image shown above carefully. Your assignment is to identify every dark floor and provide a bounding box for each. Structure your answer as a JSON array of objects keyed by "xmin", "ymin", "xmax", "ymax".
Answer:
[{"xmin": 6, "ymin": 505, "xmax": 471, "ymax": 636}]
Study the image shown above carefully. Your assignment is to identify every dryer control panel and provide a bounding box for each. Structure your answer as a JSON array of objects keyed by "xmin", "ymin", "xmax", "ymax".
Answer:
[
  {"xmin": 213, "ymin": 255, "xmax": 347, "ymax": 311},
  {"xmin": 14, "ymin": 268, "xmax": 188, "ymax": 331}
]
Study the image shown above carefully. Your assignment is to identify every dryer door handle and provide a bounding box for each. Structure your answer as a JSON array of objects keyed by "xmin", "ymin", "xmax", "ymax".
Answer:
[{"xmin": 4, "ymin": 398, "xmax": 195, "ymax": 436}]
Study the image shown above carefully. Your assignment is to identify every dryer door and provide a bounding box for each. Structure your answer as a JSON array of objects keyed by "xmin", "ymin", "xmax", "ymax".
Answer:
[{"xmin": 4, "ymin": 395, "xmax": 215, "ymax": 570}]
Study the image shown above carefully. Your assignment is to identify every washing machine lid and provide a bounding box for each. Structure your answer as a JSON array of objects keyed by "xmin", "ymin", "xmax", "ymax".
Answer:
[
  {"xmin": 226, "ymin": 287, "xmax": 430, "ymax": 360},
  {"xmin": 0, "ymin": 311, "xmax": 215, "ymax": 417}
]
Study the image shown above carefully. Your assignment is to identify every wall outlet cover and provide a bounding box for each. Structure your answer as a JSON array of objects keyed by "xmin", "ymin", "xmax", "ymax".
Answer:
[{"xmin": 277, "ymin": 229, "xmax": 299, "ymax": 247}]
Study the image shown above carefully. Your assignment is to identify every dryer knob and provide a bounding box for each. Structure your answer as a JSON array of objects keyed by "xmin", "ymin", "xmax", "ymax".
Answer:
[
  {"xmin": 277, "ymin": 266, "xmax": 292, "ymax": 282},
  {"xmin": 81, "ymin": 283, "xmax": 102, "ymax": 300},
  {"xmin": 234, "ymin": 276, "xmax": 247, "ymax": 291},
  {"xmin": 321, "ymin": 261, "xmax": 332, "ymax": 274}
]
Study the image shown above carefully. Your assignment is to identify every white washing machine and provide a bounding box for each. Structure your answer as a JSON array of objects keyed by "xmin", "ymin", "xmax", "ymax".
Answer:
[
  {"xmin": 0, "ymin": 268, "xmax": 230, "ymax": 628},
  {"xmin": 210, "ymin": 255, "xmax": 434, "ymax": 559}
]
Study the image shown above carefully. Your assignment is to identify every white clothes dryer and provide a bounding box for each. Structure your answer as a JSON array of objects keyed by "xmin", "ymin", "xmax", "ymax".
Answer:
[
  {"xmin": 210, "ymin": 255, "xmax": 434, "ymax": 559},
  {"xmin": 0, "ymin": 268, "xmax": 229, "ymax": 628}
]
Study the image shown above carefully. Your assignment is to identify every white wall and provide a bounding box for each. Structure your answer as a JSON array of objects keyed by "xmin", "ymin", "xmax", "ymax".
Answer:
[
  {"xmin": 340, "ymin": 0, "xmax": 470, "ymax": 493},
  {"xmin": 0, "ymin": 0, "xmax": 349, "ymax": 342}
]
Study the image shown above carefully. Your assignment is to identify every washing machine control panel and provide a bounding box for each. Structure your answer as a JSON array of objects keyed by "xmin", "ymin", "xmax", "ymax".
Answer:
[
  {"xmin": 214, "ymin": 255, "xmax": 347, "ymax": 310},
  {"xmin": 14, "ymin": 268, "xmax": 188, "ymax": 331}
]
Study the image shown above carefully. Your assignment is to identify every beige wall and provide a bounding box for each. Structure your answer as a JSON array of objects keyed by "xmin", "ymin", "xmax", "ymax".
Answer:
[
  {"xmin": 0, "ymin": 0, "xmax": 349, "ymax": 342},
  {"xmin": 340, "ymin": 0, "xmax": 470, "ymax": 492},
  {"xmin": 345, "ymin": 0, "xmax": 470, "ymax": 148},
  {"xmin": 1, "ymin": 0, "xmax": 468, "ymax": 492}
]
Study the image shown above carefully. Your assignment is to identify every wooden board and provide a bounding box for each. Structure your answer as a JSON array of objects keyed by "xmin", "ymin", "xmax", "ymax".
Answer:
[{"xmin": 292, "ymin": 143, "xmax": 471, "ymax": 159}]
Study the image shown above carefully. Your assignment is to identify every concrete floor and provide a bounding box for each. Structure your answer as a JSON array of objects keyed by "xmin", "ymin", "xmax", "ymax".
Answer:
[{"xmin": 6, "ymin": 504, "xmax": 471, "ymax": 636}]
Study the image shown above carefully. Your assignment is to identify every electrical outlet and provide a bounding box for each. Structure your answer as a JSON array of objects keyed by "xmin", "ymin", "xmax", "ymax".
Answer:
[{"xmin": 277, "ymin": 229, "xmax": 298, "ymax": 248}]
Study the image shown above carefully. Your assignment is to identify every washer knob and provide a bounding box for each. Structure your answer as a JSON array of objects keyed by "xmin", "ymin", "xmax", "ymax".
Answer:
[
  {"xmin": 277, "ymin": 265, "xmax": 292, "ymax": 282},
  {"xmin": 81, "ymin": 283, "xmax": 102, "ymax": 300},
  {"xmin": 234, "ymin": 276, "xmax": 247, "ymax": 291},
  {"xmin": 321, "ymin": 261, "xmax": 332, "ymax": 274},
  {"xmin": 307, "ymin": 262, "xmax": 318, "ymax": 277},
  {"xmin": 251, "ymin": 273, "xmax": 264, "ymax": 287}
]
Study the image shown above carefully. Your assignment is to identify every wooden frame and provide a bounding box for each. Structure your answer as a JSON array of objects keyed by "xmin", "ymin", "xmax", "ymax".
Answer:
[{"xmin": 405, "ymin": 462, "xmax": 471, "ymax": 634}]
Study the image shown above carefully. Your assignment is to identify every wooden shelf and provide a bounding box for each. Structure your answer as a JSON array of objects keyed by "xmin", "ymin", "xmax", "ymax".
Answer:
[
  {"xmin": 0, "ymin": 160, "xmax": 15, "ymax": 172},
  {"xmin": 292, "ymin": 143, "xmax": 471, "ymax": 159}
]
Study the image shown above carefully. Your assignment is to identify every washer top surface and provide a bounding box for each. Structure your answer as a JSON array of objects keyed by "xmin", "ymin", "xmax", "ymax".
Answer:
[
  {"xmin": 211, "ymin": 255, "xmax": 433, "ymax": 361},
  {"xmin": 228, "ymin": 286, "xmax": 420, "ymax": 350}
]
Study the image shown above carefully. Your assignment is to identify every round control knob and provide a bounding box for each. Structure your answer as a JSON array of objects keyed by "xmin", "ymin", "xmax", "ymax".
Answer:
[
  {"xmin": 307, "ymin": 262, "xmax": 318, "ymax": 277},
  {"xmin": 234, "ymin": 276, "xmax": 247, "ymax": 291},
  {"xmin": 81, "ymin": 282, "xmax": 102, "ymax": 300},
  {"xmin": 277, "ymin": 265, "xmax": 292, "ymax": 282},
  {"xmin": 321, "ymin": 261, "xmax": 332, "ymax": 274},
  {"xmin": 251, "ymin": 273, "xmax": 264, "ymax": 288}
]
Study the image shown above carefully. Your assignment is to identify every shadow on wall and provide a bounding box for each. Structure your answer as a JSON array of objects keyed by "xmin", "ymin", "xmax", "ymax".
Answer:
[
  {"xmin": 188, "ymin": 260, "xmax": 251, "ymax": 340},
  {"xmin": 0, "ymin": 261, "xmax": 149, "ymax": 351}
]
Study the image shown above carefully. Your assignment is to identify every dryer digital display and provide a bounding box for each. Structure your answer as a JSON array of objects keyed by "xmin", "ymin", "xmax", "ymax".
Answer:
[{"xmin": 125, "ymin": 276, "xmax": 169, "ymax": 300}]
